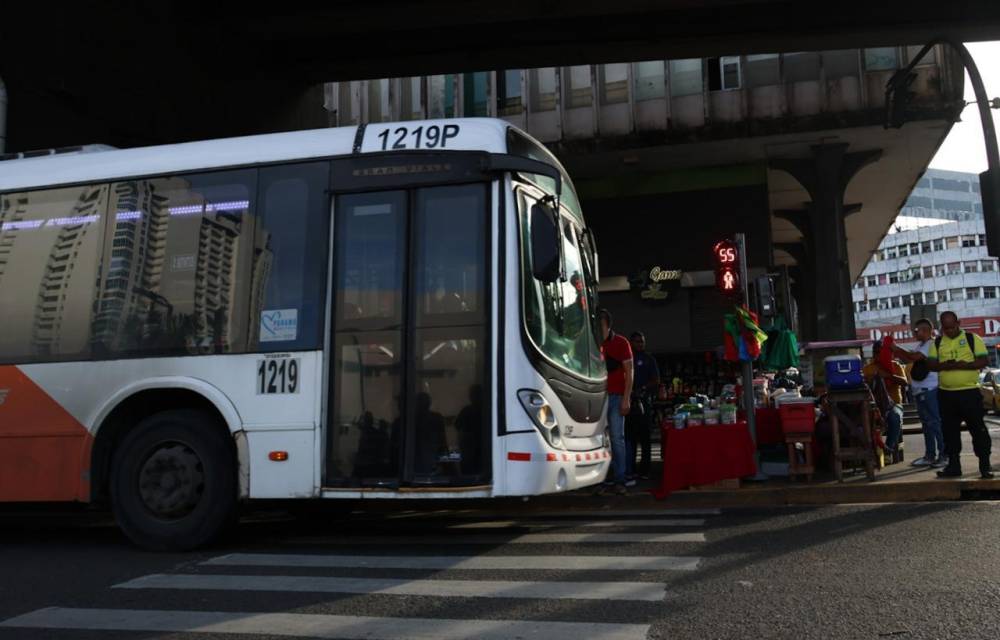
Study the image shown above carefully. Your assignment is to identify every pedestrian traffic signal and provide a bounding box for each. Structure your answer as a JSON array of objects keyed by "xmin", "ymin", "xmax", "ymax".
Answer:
[
  {"xmin": 715, "ymin": 266, "xmax": 741, "ymax": 295},
  {"xmin": 713, "ymin": 238, "xmax": 741, "ymax": 298}
]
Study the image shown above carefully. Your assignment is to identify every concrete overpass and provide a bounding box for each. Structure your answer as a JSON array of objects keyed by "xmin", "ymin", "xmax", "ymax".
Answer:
[{"xmin": 3, "ymin": 1, "xmax": 1000, "ymax": 150}]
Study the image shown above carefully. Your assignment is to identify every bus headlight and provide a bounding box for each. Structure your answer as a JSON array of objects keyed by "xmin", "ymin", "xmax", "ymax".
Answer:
[{"xmin": 518, "ymin": 390, "xmax": 563, "ymax": 449}]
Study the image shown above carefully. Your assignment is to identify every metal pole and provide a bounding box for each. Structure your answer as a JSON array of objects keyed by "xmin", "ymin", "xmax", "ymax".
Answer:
[
  {"xmin": 887, "ymin": 39, "xmax": 1000, "ymax": 257},
  {"xmin": 736, "ymin": 233, "xmax": 765, "ymax": 479}
]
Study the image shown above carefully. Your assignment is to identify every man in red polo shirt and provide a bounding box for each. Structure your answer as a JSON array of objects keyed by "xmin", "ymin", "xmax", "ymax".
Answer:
[{"xmin": 599, "ymin": 308, "xmax": 633, "ymax": 495}]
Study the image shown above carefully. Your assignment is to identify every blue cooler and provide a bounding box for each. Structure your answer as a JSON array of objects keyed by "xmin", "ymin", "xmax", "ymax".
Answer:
[{"xmin": 824, "ymin": 355, "xmax": 863, "ymax": 390}]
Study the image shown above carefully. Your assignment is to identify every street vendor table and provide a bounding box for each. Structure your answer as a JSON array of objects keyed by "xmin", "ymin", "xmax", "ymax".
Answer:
[{"xmin": 652, "ymin": 421, "xmax": 757, "ymax": 498}]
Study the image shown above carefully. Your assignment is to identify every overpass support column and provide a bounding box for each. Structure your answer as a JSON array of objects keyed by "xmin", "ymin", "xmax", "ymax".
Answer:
[{"xmin": 771, "ymin": 144, "xmax": 880, "ymax": 341}]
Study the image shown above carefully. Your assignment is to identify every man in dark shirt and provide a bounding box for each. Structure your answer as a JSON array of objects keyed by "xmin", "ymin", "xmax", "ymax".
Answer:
[
  {"xmin": 599, "ymin": 308, "xmax": 633, "ymax": 495},
  {"xmin": 625, "ymin": 331, "xmax": 660, "ymax": 484}
]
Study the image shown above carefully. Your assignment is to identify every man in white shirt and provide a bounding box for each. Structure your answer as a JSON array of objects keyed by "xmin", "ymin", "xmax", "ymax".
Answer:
[{"xmin": 891, "ymin": 318, "xmax": 947, "ymax": 468}]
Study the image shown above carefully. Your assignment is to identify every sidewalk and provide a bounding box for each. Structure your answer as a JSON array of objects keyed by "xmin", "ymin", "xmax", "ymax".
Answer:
[{"xmin": 531, "ymin": 426, "xmax": 1000, "ymax": 510}]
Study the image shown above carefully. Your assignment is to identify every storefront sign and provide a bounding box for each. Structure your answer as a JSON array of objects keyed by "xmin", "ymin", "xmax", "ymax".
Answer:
[
  {"xmin": 858, "ymin": 316, "xmax": 1000, "ymax": 342},
  {"xmin": 635, "ymin": 266, "xmax": 682, "ymax": 301}
]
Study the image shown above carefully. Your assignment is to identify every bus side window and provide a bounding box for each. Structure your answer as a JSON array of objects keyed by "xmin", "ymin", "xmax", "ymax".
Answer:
[
  {"xmin": 98, "ymin": 170, "xmax": 256, "ymax": 357},
  {"xmin": 0, "ymin": 185, "xmax": 109, "ymax": 363},
  {"xmin": 251, "ymin": 162, "xmax": 330, "ymax": 352}
]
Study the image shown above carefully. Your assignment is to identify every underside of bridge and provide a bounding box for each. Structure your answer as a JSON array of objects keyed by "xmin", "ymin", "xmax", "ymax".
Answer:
[{"xmin": 3, "ymin": 1, "xmax": 1000, "ymax": 150}]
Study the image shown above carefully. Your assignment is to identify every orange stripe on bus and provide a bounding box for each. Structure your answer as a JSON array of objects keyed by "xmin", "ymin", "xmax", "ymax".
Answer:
[{"xmin": 0, "ymin": 365, "xmax": 92, "ymax": 502}]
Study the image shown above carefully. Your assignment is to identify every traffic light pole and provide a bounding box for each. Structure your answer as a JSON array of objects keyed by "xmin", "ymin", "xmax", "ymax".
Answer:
[{"xmin": 736, "ymin": 233, "xmax": 766, "ymax": 479}]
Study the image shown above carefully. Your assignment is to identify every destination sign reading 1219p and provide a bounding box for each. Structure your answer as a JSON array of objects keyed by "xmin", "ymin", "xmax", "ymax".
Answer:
[{"xmin": 376, "ymin": 124, "xmax": 461, "ymax": 150}]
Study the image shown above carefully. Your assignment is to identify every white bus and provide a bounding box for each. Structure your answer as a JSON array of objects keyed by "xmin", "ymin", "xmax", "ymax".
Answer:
[{"xmin": 0, "ymin": 118, "xmax": 609, "ymax": 549}]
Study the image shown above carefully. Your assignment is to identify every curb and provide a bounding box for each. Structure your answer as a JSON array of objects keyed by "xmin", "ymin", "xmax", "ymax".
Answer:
[{"xmin": 526, "ymin": 479, "xmax": 1000, "ymax": 509}]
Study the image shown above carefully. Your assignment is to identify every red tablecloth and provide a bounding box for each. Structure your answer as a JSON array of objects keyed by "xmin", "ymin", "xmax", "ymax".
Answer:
[
  {"xmin": 652, "ymin": 421, "xmax": 757, "ymax": 498},
  {"xmin": 754, "ymin": 408, "xmax": 784, "ymax": 446}
]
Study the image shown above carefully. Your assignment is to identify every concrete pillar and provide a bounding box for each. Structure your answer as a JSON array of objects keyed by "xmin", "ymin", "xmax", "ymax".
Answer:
[{"xmin": 771, "ymin": 144, "xmax": 880, "ymax": 341}]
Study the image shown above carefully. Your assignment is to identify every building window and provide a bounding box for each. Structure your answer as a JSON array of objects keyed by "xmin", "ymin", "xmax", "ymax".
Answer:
[
  {"xmin": 335, "ymin": 81, "xmax": 359, "ymax": 126},
  {"xmin": 947, "ymin": 262, "xmax": 962, "ymax": 274},
  {"xmin": 926, "ymin": 291, "xmax": 937, "ymax": 303},
  {"xmin": 889, "ymin": 272, "xmax": 899, "ymax": 284},
  {"xmin": 937, "ymin": 199, "xmax": 973, "ymax": 213},
  {"xmin": 867, "ymin": 275, "xmax": 878, "ymax": 287},
  {"xmin": 983, "ymin": 260, "xmax": 997, "ymax": 272},
  {"xmin": 367, "ymin": 79, "xmax": 390, "ymax": 122},
  {"xmin": 600, "ymin": 64, "xmax": 630, "ymax": 104},
  {"xmin": 885, "ymin": 247, "xmax": 897, "ymax": 259},
  {"xmin": 933, "ymin": 239, "xmax": 945, "ymax": 251},
  {"xmin": 463, "ymin": 72, "xmax": 489, "ymax": 116},
  {"xmin": 427, "ymin": 75, "xmax": 455, "ymax": 118},
  {"xmin": 783, "ymin": 52, "xmax": 820, "ymax": 82},
  {"xmin": 962, "ymin": 235, "xmax": 977, "ymax": 248},
  {"xmin": 965, "ymin": 261, "xmax": 979, "ymax": 273},
  {"xmin": 822, "ymin": 50, "xmax": 860, "ymax": 80},
  {"xmin": 979, "ymin": 234, "xmax": 988, "ymax": 246},
  {"xmin": 633, "ymin": 61, "xmax": 665, "ymax": 101},
  {"xmin": 898, "ymin": 244, "xmax": 909, "ymax": 257},
  {"xmin": 497, "ymin": 70, "xmax": 524, "ymax": 116},
  {"xmin": 744, "ymin": 54, "xmax": 780, "ymax": 87},
  {"xmin": 564, "ymin": 65, "xmax": 593, "ymax": 107},
  {"xmin": 921, "ymin": 240, "xmax": 932, "ymax": 253},
  {"xmin": 864, "ymin": 47, "xmax": 899, "ymax": 71},
  {"xmin": 967, "ymin": 287, "xmax": 982, "ymax": 300},
  {"xmin": 889, "ymin": 297, "xmax": 900, "ymax": 309},
  {"xmin": 950, "ymin": 288, "xmax": 964, "ymax": 301},
  {"xmin": 878, "ymin": 273, "xmax": 888, "ymax": 285},
  {"xmin": 529, "ymin": 68, "xmax": 557, "ymax": 111},
  {"xmin": 946, "ymin": 237, "xmax": 960, "ymax": 249},
  {"xmin": 708, "ymin": 56, "xmax": 741, "ymax": 91},
  {"xmin": 935, "ymin": 264, "xmax": 947, "ymax": 277},
  {"xmin": 401, "ymin": 77, "xmax": 424, "ymax": 120},
  {"xmin": 923, "ymin": 266, "xmax": 934, "ymax": 278},
  {"xmin": 909, "ymin": 242, "xmax": 920, "ymax": 255},
  {"xmin": 907, "ymin": 45, "xmax": 937, "ymax": 66},
  {"xmin": 932, "ymin": 177, "xmax": 970, "ymax": 192},
  {"xmin": 986, "ymin": 287, "xmax": 998, "ymax": 299},
  {"xmin": 669, "ymin": 59, "xmax": 703, "ymax": 97}
]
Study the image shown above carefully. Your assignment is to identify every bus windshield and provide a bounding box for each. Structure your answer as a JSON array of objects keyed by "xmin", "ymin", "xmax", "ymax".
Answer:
[{"xmin": 519, "ymin": 189, "xmax": 604, "ymax": 380}]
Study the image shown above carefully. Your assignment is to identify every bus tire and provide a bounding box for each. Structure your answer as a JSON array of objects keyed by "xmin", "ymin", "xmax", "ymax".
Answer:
[{"xmin": 110, "ymin": 409, "xmax": 236, "ymax": 551}]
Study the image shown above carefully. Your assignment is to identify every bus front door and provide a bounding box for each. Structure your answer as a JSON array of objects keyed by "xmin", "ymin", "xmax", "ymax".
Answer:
[{"xmin": 326, "ymin": 184, "xmax": 491, "ymax": 488}]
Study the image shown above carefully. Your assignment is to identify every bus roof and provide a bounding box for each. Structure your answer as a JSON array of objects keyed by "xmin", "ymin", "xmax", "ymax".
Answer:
[{"xmin": 0, "ymin": 118, "xmax": 522, "ymax": 193}]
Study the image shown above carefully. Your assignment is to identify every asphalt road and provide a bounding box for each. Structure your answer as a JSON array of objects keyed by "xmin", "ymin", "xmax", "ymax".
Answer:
[{"xmin": 2, "ymin": 500, "xmax": 999, "ymax": 640}]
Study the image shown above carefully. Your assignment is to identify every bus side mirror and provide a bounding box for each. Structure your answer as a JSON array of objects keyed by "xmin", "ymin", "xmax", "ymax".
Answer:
[{"xmin": 530, "ymin": 203, "xmax": 560, "ymax": 283}]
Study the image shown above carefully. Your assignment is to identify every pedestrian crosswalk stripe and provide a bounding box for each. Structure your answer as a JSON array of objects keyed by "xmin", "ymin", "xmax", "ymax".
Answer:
[
  {"xmin": 286, "ymin": 532, "xmax": 705, "ymax": 545},
  {"xmin": 446, "ymin": 518, "xmax": 705, "ymax": 529},
  {"xmin": 203, "ymin": 552, "xmax": 702, "ymax": 571},
  {"xmin": 517, "ymin": 508, "xmax": 720, "ymax": 517},
  {"xmin": 115, "ymin": 573, "xmax": 667, "ymax": 602},
  {"xmin": 0, "ymin": 608, "xmax": 651, "ymax": 640}
]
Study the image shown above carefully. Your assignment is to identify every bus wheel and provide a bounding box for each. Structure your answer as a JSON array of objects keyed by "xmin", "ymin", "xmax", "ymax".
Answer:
[{"xmin": 111, "ymin": 409, "xmax": 236, "ymax": 551}]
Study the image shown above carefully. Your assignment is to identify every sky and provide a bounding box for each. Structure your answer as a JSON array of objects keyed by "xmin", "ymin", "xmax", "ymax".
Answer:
[{"xmin": 928, "ymin": 41, "xmax": 1000, "ymax": 173}]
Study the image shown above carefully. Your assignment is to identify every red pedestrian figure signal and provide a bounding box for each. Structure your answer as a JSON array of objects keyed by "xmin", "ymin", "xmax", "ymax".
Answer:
[
  {"xmin": 713, "ymin": 238, "xmax": 741, "ymax": 298},
  {"xmin": 723, "ymin": 270, "xmax": 736, "ymax": 289}
]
